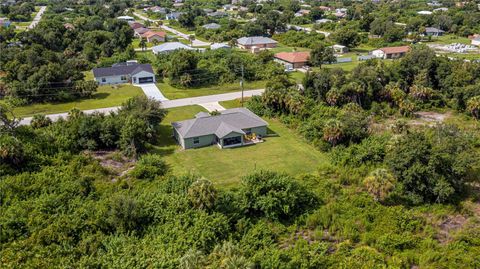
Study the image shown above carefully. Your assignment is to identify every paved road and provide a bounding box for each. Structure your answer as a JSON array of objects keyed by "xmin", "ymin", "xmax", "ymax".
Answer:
[
  {"xmin": 132, "ymin": 12, "xmax": 210, "ymax": 47},
  {"xmin": 28, "ymin": 6, "xmax": 46, "ymax": 29},
  {"xmin": 133, "ymin": 12, "xmax": 160, "ymax": 22},
  {"xmin": 19, "ymin": 89, "xmax": 264, "ymax": 125},
  {"xmin": 136, "ymin": 83, "xmax": 168, "ymax": 101},
  {"xmin": 160, "ymin": 25, "xmax": 210, "ymax": 47}
]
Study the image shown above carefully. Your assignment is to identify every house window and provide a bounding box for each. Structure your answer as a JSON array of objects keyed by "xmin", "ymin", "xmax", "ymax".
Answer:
[
  {"xmin": 193, "ymin": 137, "xmax": 200, "ymax": 144},
  {"xmin": 101, "ymin": 78, "xmax": 106, "ymax": 82},
  {"xmin": 121, "ymin": 75, "xmax": 127, "ymax": 81}
]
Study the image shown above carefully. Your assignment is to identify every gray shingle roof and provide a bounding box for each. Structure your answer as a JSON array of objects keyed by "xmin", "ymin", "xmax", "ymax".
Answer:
[
  {"xmin": 172, "ymin": 108, "xmax": 268, "ymax": 139},
  {"xmin": 425, "ymin": 27, "xmax": 445, "ymax": 33},
  {"xmin": 92, "ymin": 64, "xmax": 154, "ymax": 77},
  {"xmin": 237, "ymin": 36, "xmax": 277, "ymax": 46},
  {"xmin": 152, "ymin": 42, "xmax": 193, "ymax": 53},
  {"xmin": 202, "ymin": 23, "xmax": 221, "ymax": 29}
]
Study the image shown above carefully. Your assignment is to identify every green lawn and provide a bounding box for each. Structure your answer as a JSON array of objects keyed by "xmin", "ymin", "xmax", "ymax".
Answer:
[
  {"xmin": 289, "ymin": 71, "xmax": 305, "ymax": 83},
  {"xmin": 157, "ymin": 79, "xmax": 267, "ymax": 99},
  {"xmin": 220, "ymin": 98, "xmax": 248, "ymax": 109},
  {"xmin": 131, "ymin": 39, "xmax": 155, "ymax": 49},
  {"xmin": 135, "ymin": 51, "xmax": 157, "ymax": 63},
  {"xmin": 155, "ymin": 105, "xmax": 329, "ymax": 187},
  {"xmin": 430, "ymin": 34, "xmax": 471, "ymax": 45},
  {"xmin": 12, "ymin": 84, "xmax": 144, "ymax": 117},
  {"xmin": 270, "ymin": 43, "xmax": 311, "ymax": 54}
]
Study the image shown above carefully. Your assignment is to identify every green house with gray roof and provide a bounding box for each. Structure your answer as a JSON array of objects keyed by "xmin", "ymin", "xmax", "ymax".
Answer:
[{"xmin": 172, "ymin": 108, "xmax": 268, "ymax": 149}]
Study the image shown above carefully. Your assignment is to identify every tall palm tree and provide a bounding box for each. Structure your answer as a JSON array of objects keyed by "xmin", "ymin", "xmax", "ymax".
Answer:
[
  {"xmin": 188, "ymin": 35, "xmax": 195, "ymax": 46},
  {"xmin": 139, "ymin": 38, "xmax": 147, "ymax": 51},
  {"xmin": 322, "ymin": 119, "xmax": 343, "ymax": 146}
]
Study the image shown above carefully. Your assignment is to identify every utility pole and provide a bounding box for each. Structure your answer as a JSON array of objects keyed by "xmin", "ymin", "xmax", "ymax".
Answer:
[{"xmin": 240, "ymin": 64, "xmax": 244, "ymax": 107}]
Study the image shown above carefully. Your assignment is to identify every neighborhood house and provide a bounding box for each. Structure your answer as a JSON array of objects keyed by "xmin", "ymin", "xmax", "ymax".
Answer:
[
  {"xmin": 92, "ymin": 61, "xmax": 156, "ymax": 85},
  {"xmin": 274, "ymin": 51, "xmax": 310, "ymax": 69},
  {"xmin": 172, "ymin": 108, "xmax": 268, "ymax": 149},
  {"xmin": 141, "ymin": 31, "xmax": 167, "ymax": 42},
  {"xmin": 237, "ymin": 36, "xmax": 278, "ymax": 52},
  {"xmin": 371, "ymin": 46, "xmax": 410, "ymax": 59}
]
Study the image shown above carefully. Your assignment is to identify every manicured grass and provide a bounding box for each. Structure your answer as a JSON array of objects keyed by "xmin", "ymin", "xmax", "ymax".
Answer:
[
  {"xmin": 219, "ymin": 98, "xmax": 249, "ymax": 109},
  {"xmin": 157, "ymin": 79, "xmax": 267, "ymax": 99},
  {"xmin": 289, "ymin": 71, "xmax": 305, "ymax": 83},
  {"xmin": 11, "ymin": 84, "xmax": 144, "ymax": 117},
  {"xmin": 270, "ymin": 43, "xmax": 311, "ymax": 54},
  {"xmin": 322, "ymin": 61, "xmax": 359, "ymax": 71},
  {"xmin": 131, "ymin": 39, "xmax": 155, "ymax": 49},
  {"xmin": 155, "ymin": 106, "xmax": 329, "ymax": 187},
  {"xmin": 430, "ymin": 34, "xmax": 471, "ymax": 45},
  {"xmin": 135, "ymin": 51, "xmax": 157, "ymax": 63}
]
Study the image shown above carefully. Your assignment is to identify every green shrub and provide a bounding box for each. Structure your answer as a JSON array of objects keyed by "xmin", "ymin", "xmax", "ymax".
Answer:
[{"xmin": 130, "ymin": 154, "xmax": 168, "ymax": 179}]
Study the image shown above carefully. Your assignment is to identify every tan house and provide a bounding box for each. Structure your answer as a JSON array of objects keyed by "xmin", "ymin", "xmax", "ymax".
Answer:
[
  {"xmin": 141, "ymin": 31, "xmax": 167, "ymax": 43},
  {"xmin": 371, "ymin": 46, "xmax": 410, "ymax": 59},
  {"xmin": 237, "ymin": 36, "xmax": 278, "ymax": 51},
  {"xmin": 274, "ymin": 51, "xmax": 310, "ymax": 69}
]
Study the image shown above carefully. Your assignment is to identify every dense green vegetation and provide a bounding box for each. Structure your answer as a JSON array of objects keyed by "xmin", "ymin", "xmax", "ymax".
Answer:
[
  {"xmin": 153, "ymin": 49, "xmax": 281, "ymax": 88},
  {"xmin": 0, "ymin": 2, "xmax": 134, "ymax": 103},
  {"xmin": 3, "ymin": 0, "xmax": 480, "ymax": 268}
]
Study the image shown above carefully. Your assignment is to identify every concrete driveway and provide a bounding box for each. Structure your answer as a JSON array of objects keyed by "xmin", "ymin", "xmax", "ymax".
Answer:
[
  {"xmin": 28, "ymin": 6, "xmax": 46, "ymax": 29},
  {"xmin": 136, "ymin": 83, "xmax": 168, "ymax": 101},
  {"xmin": 199, "ymin": 102, "xmax": 226, "ymax": 112}
]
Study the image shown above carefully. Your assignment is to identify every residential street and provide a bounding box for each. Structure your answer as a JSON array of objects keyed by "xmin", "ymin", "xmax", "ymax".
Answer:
[
  {"xmin": 28, "ymin": 6, "xmax": 46, "ymax": 29},
  {"xmin": 132, "ymin": 12, "xmax": 210, "ymax": 47},
  {"xmin": 18, "ymin": 89, "xmax": 264, "ymax": 125},
  {"xmin": 159, "ymin": 25, "xmax": 211, "ymax": 47}
]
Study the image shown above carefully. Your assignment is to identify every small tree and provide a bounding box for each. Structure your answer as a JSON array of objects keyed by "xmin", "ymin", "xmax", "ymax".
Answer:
[
  {"xmin": 363, "ymin": 168, "xmax": 396, "ymax": 202},
  {"xmin": 188, "ymin": 35, "xmax": 195, "ymax": 46},
  {"xmin": 188, "ymin": 179, "xmax": 217, "ymax": 210},
  {"xmin": 467, "ymin": 96, "xmax": 480, "ymax": 119},
  {"xmin": 323, "ymin": 119, "xmax": 344, "ymax": 146},
  {"xmin": 309, "ymin": 43, "xmax": 335, "ymax": 68},
  {"xmin": 31, "ymin": 114, "xmax": 52, "ymax": 128},
  {"xmin": 139, "ymin": 38, "xmax": 147, "ymax": 51}
]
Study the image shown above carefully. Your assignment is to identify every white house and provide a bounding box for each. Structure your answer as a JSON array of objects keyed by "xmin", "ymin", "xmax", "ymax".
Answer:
[
  {"xmin": 117, "ymin": 15, "xmax": 134, "ymax": 21},
  {"xmin": 371, "ymin": 46, "xmax": 410, "ymax": 59},
  {"xmin": 93, "ymin": 61, "xmax": 156, "ymax": 85},
  {"xmin": 210, "ymin": 43, "xmax": 231, "ymax": 50},
  {"xmin": 417, "ymin": 10, "xmax": 433, "ymax": 15}
]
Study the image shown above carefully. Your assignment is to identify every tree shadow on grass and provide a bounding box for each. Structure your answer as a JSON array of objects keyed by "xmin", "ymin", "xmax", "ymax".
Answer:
[{"xmin": 91, "ymin": 92, "xmax": 110, "ymax": 100}]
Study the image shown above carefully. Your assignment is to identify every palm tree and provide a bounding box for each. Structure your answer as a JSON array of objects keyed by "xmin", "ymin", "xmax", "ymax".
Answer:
[
  {"xmin": 467, "ymin": 96, "xmax": 480, "ymax": 119},
  {"xmin": 179, "ymin": 249, "xmax": 205, "ymax": 269},
  {"xmin": 188, "ymin": 35, "xmax": 195, "ymax": 46},
  {"xmin": 139, "ymin": 38, "xmax": 147, "ymax": 51},
  {"xmin": 322, "ymin": 119, "xmax": 343, "ymax": 146},
  {"xmin": 228, "ymin": 38, "xmax": 237, "ymax": 48},
  {"xmin": 363, "ymin": 168, "xmax": 396, "ymax": 202},
  {"xmin": 188, "ymin": 179, "xmax": 217, "ymax": 210}
]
